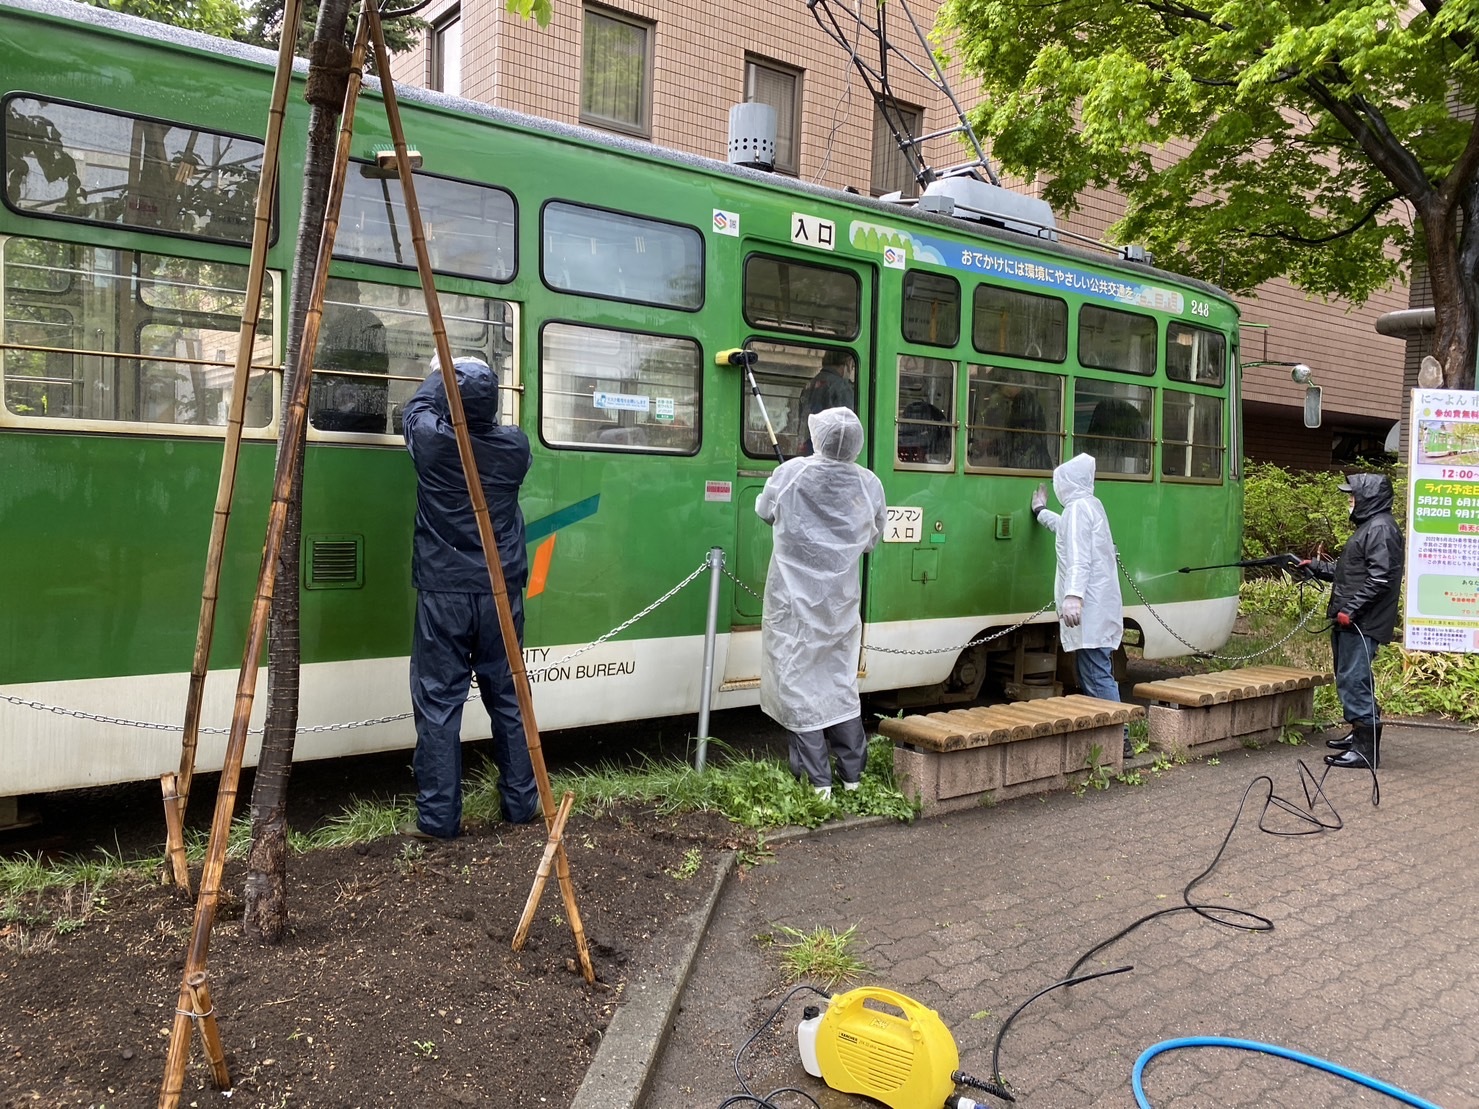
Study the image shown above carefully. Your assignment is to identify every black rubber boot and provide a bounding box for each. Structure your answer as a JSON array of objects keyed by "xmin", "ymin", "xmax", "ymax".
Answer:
[
  {"xmin": 1326, "ymin": 723, "xmax": 1377, "ymax": 769},
  {"xmin": 1326, "ymin": 724, "xmax": 1354, "ymax": 751}
]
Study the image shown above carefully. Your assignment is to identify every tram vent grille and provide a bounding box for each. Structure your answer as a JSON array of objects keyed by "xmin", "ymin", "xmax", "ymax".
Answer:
[{"xmin": 306, "ymin": 535, "xmax": 364, "ymax": 589}]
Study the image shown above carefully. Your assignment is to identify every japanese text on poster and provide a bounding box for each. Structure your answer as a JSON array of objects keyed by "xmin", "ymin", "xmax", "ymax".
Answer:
[{"xmin": 1404, "ymin": 389, "xmax": 1479, "ymax": 652}]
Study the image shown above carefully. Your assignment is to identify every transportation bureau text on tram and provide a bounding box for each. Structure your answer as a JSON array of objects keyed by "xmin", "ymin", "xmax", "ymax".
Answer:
[{"xmin": 522, "ymin": 647, "xmax": 637, "ymax": 684}]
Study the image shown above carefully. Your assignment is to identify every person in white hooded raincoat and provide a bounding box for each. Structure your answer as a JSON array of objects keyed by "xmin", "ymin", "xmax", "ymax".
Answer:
[
  {"xmin": 1031, "ymin": 453, "xmax": 1128, "ymax": 753},
  {"xmin": 756, "ymin": 407, "xmax": 887, "ymax": 797}
]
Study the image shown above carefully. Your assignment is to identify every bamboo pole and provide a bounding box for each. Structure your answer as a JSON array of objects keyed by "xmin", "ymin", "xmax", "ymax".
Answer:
[
  {"xmin": 159, "ymin": 774, "xmax": 190, "ymax": 893},
  {"xmin": 512, "ymin": 791, "xmax": 575, "ymax": 949},
  {"xmin": 158, "ymin": 13, "xmax": 374, "ymax": 1108},
  {"xmin": 184, "ymin": 973, "xmax": 231, "ymax": 1090},
  {"xmin": 363, "ymin": 0, "xmax": 595, "ymax": 985},
  {"xmin": 167, "ymin": 0, "xmax": 306, "ymax": 860}
]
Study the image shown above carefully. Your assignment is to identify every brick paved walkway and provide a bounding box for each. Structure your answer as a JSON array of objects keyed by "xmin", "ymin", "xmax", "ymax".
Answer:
[{"xmin": 647, "ymin": 725, "xmax": 1477, "ymax": 1108}]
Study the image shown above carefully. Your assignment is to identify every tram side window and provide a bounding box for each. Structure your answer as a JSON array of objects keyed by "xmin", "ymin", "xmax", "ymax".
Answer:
[
  {"xmin": 3, "ymin": 96, "xmax": 264, "ymax": 245},
  {"xmin": 972, "ymin": 284, "xmax": 1067, "ymax": 362},
  {"xmin": 1162, "ymin": 389, "xmax": 1224, "ymax": 480},
  {"xmin": 1166, "ymin": 322, "xmax": 1226, "ymax": 386},
  {"xmin": 542, "ymin": 202, "xmax": 702, "ymax": 309},
  {"xmin": 1079, "ymin": 305, "xmax": 1157, "ymax": 375},
  {"xmin": 966, "ymin": 365, "xmax": 1062, "ymax": 473},
  {"xmin": 739, "ymin": 340, "xmax": 856, "ymax": 459},
  {"xmin": 1, "ymin": 237, "xmax": 276, "ymax": 427},
  {"xmin": 308, "ymin": 278, "xmax": 516, "ymax": 436},
  {"xmin": 1074, "ymin": 379, "xmax": 1154, "ymax": 477},
  {"xmin": 902, "ymin": 271, "xmax": 960, "ymax": 347},
  {"xmin": 743, "ymin": 255, "xmax": 860, "ymax": 339},
  {"xmin": 540, "ymin": 323, "xmax": 699, "ymax": 453},
  {"xmin": 896, "ymin": 355, "xmax": 954, "ymax": 468},
  {"xmin": 337, "ymin": 165, "xmax": 515, "ymax": 283}
]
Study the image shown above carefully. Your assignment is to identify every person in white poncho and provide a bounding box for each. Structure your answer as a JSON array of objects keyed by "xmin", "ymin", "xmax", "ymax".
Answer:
[
  {"xmin": 1031, "ymin": 452, "xmax": 1129, "ymax": 756},
  {"xmin": 756, "ymin": 407, "xmax": 887, "ymax": 798}
]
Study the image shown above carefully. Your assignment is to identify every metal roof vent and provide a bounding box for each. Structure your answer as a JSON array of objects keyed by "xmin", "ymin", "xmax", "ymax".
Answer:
[
  {"xmin": 921, "ymin": 177, "xmax": 1058, "ymax": 239},
  {"xmin": 728, "ymin": 102, "xmax": 776, "ymax": 171}
]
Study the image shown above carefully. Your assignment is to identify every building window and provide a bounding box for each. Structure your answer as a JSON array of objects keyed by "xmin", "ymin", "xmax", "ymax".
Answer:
[
  {"xmin": 429, "ymin": 8, "xmax": 462, "ymax": 95},
  {"xmin": 581, "ymin": 6, "xmax": 652, "ymax": 137},
  {"xmin": 743, "ymin": 57, "xmax": 800, "ymax": 175},
  {"xmin": 871, "ymin": 100, "xmax": 922, "ymax": 197}
]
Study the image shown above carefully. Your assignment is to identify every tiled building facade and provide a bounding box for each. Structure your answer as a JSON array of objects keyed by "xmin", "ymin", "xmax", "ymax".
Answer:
[{"xmin": 389, "ymin": 0, "xmax": 1409, "ymax": 469}]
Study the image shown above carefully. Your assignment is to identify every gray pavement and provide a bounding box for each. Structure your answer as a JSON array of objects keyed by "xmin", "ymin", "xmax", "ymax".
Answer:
[{"xmin": 641, "ymin": 724, "xmax": 1478, "ymax": 1108}]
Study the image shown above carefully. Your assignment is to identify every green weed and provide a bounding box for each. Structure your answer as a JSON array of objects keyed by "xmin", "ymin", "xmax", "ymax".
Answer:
[
  {"xmin": 665, "ymin": 847, "xmax": 703, "ymax": 881},
  {"xmin": 771, "ymin": 923, "xmax": 869, "ymax": 987}
]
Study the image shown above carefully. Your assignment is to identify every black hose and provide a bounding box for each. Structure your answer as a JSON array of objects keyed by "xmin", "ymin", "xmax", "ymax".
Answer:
[
  {"xmin": 719, "ymin": 982, "xmax": 831, "ymax": 1109},
  {"xmin": 987, "ymin": 757, "xmax": 1362, "ymax": 1094}
]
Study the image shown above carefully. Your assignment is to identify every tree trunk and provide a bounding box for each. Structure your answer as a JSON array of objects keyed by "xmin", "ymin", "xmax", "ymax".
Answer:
[
  {"xmin": 243, "ymin": 0, "xmax": 352, "ymax": 943},
  {"xmin": 1420, "ymin": 194, "xmax": 1478, "ymax": 391}
]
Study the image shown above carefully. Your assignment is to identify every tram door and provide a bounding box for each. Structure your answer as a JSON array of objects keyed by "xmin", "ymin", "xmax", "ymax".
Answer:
[{"xmin": 722, "ymin": 242, "xmax": 875, "ymax": 687}]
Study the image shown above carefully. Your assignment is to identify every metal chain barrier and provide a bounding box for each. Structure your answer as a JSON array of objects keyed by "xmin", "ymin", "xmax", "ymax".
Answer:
[
  {"xmin": 2, "ymin": 556, "xmax": 717, "ymax": 736},
  {"xmin": 860, "ymin": 599, "xmax": 1057, "ymax": 656},
  {"xmin": 722, "ymin": 565, "xmax": 763, "ymax": 601},
  {"xmin": 1117, "ymin": 551, "xmax": 1327, "ymax": 663}
]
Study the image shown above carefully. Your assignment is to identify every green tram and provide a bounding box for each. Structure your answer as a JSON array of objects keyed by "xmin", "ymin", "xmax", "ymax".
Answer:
[{"xmin": 0, "ymin": 0, "xmax": 1242, "ymax": 800}]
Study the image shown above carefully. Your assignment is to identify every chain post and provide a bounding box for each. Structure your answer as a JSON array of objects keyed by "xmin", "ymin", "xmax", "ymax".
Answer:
[{"xmin": 693, "ymin": 547, "xmax": 726, "ymax": 772}]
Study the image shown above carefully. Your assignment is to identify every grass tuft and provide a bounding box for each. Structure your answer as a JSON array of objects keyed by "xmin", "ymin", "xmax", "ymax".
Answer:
[{"xmin": 771, "ymin": 923, "xmax": 870, "ymax": 987}]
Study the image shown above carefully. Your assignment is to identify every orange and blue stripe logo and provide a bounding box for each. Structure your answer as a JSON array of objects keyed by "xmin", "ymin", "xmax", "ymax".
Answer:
[{"xmin": 523, "ymin": 493, "xmax": 599, "ymax": 598}]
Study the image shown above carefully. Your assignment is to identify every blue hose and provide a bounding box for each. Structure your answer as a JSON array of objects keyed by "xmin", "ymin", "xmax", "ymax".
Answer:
[{"xmin": 1132, "ymin": 1036, "xmax": 1444, "ymax": 1109}]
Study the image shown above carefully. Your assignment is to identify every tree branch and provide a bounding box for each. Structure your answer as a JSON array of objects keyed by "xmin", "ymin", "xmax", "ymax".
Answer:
[
  {"xmin": 1303, "ymin": 75, "xmax": 1434, "ymax": 206},
  {"xmin": 1245, "ymin": 191, "xmax": 1402, "ymax": 244}
]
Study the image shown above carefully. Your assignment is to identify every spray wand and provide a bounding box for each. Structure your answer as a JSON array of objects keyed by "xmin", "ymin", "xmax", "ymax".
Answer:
[{"xmin": 1178, "ymin": 553, "xmax": 1316, "ymax": 580}]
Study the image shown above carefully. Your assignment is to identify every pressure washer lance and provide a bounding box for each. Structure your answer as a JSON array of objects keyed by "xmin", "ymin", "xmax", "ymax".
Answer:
[
  {"xmin": 717, "ymin": 347, "xmax": 784, "ymax": 464},
  {"xmin": 1177, "ymin": 552, "xmax": 1317, "ymax": 579}
]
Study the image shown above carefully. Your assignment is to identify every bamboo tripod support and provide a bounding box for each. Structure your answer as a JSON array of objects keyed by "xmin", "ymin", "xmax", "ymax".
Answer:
[
  {"xmin": 363, "ymin": 1, "xmax": 595, "ymax": 983},
  {"xmin": 160, "ymin": 5, "xmax": 593, "ymax": 1103},
  {"xmin": 160, "ymin": 0, "xmax": 307, "ymax": 895},
  {"xmin": 159, "ymin": 8, "xmax": 373, "ymax": 1105}
]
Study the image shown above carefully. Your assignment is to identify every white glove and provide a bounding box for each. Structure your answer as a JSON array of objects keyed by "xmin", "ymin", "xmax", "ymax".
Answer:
[
  {"xmin": 1030, "ymin": 483, "xmax": 1047, "ymax": 516},
  {"xmin": 1061, "ymin": 595, "xmax": 1083, "ymax": 628}
]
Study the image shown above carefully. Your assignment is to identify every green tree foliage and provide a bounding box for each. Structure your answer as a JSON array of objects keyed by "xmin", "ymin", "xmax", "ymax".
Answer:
[
  {"xmin": 240, "ymin": 0, "xmax": 423, "ymax": 60},
  {"xmin": 939, "ymin": 0, "xmax": 1479, "ymax": 387},
  {"xmin": 1241, "ymin": 461, "xmax": 1356, "ymax": 563},
  {"xmin": 84, "ymin": 0, "xmax": 250, "ymax": 38}
]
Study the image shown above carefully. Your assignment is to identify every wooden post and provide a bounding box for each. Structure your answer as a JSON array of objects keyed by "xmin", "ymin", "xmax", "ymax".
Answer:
[
  {"xmin": 363, "ymin": 1, "xmax": 595, "ymax": 984},
  {"xmin": 512, "ymin": 791, "xmax": 575, "ymax": 949}
]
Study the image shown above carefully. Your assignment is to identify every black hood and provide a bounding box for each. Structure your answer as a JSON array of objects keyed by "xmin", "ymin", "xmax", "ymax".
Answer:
[
  {"xmin": 425, "ymin": 357, "xmax": 499, "ymax": 432},
  {"xmin": 1344, "ymin": 472, "xmax": 1394, "ymax": 524}
]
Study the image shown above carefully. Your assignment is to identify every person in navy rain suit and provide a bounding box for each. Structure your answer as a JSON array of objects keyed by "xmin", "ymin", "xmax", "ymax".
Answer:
[{"xmin": 402, "ymin": 355, "xmax": 540, "ymax": 838}]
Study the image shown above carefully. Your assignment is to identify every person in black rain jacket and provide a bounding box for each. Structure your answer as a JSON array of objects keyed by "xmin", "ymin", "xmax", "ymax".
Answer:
[
  {"xmin": 402, "ymin": 355, "xmax": 540, "ymax": 838},
  {"xmin": 1301, "ymin": 473, "xmax": 1405, "ymax": 770}
]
